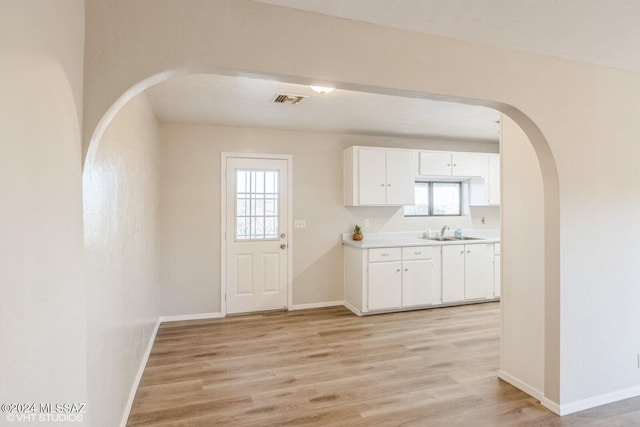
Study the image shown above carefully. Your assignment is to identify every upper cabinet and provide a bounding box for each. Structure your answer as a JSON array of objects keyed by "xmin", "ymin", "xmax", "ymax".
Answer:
[
  {"xmin": 419, "ymin": 152, "xmax": 487, "ymax": 177},
  {"xmin": 344, "ymin": 146, "xmax": 416, "ymax": 206}
]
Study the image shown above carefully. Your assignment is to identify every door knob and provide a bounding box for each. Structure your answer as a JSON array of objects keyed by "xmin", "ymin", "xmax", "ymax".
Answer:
[{"xmin": 280, "ymin": 244, "xmax": 287, "ymax": 249}]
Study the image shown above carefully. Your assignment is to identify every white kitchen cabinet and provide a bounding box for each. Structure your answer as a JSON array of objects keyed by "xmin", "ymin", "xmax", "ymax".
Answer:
[
  {"xmin": 464, "ymin": 244, "xmax": 493, "ymax": 300},
  {"xmin": 452, "ymin": 153, "xmax": 487, "ymax": 177},
  {"xmin": 386, "ymin": 149, "xmax": 416, "ymax": 205},
  {"xmin": 344, "ymin": 146, "xmax": 416, "ymax": 206},
  {"xmin": 402, "ymin": 246, "xmax": 437, "ymax": 307},
  {"xmin": 419, "ymin": 151, "xmax": 452, "ymax": 176},
  {"xmin": 368, "ymin": 261, "xmax": 402, "ymax": 310},
  {"xmin": 442, "ymin": 243, "xmax": 494, "ymax": 302},
  {"xmin": 488, "ymin": 154, "xmax": 501, "ymax": 205},
  {"xmin": 442, "ymin": 245, "xmax": 465, "ymax": 302},
  {"xmin": 419, "ymin": 151, "xmax": 487, "ymax": 177}
]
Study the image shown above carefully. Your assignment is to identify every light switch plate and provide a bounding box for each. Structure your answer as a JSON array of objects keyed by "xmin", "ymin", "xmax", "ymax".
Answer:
[{"xmin": 294, "ymin": 220, "xmax": 306, "ymax": 229}]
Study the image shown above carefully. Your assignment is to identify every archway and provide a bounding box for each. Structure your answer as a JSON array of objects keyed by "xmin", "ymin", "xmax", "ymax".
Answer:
[{"xmin": 83, "ymin": 69, "xmax": 560, "ymax": 415}]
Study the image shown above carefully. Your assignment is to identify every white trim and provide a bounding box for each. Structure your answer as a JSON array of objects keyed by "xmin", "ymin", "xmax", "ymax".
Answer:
[
  {"xmin": 159, "ymin": 312, "xmax": 224, "ymax": 323},
  {"xmin": 120, "ymin": 318, "xmax": 161, "ymax": 427},
  {"xmin": 290, "ymin": 301, "xmax": 344, "ymax": 311},
  {"xmin": 342, "ymin": 301, "xmax": 363, "ymax": 316},
  {"xmin": 551, "ymin": 385, "xmax": 640, "ymax": 416},
  {"xmin": 497, "ymin": 370, "xmax": 544, "ymax": 402},
  {"xmin": 220, "ymin": 152, "xmax": 294, "ymax": 315},
  {"xmin": 539, "ymin": 397, "xmax": 561, "ymax": 416}
]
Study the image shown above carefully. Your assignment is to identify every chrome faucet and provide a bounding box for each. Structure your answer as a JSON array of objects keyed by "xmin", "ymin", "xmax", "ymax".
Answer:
[{"xmin": 440, "ymin": 225, "xmax": 449, "ymax": 237}]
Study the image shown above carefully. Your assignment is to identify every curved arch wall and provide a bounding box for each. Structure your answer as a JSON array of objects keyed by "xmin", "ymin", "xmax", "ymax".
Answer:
[{"xmin": 83, "ymin": 0, "xmax": 640, "ymax": 416}]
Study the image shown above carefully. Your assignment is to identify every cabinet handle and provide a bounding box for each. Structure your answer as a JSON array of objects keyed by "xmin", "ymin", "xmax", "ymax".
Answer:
[
  {"xmin": 388, "ymin": 184, "xmax": 391, "ymax": 187},
  {"xmin": 453, "ymin": 163, "xmax": 457, "ymax": 166},
  {"xmin": 396, "ymin": 269, "xmax": 401, "ymax": 272},
  {"xmin": 467, "ymin": 250, "xmax": 471, "ymax": 253},
  {"xmin": 380, "ymin": 184, "xmax": 385, "ymax": 187},
  {"xmin": 413, "ymin": 252, "xmax": 421, "ymax": 255},
  {"xmin": 447, "ymin": 163, "xmax": 451, "ymax": 166},
  {"xmin": 381, "ymin": 253, "xmax": 389, "ymax": 256},
  {"xmin": 460, "ymin": 251, "xmax": 464, "ymax": 255},
  {"xmin": 404, "ymin": 268, "xmax": 408, "ymax": 272}
]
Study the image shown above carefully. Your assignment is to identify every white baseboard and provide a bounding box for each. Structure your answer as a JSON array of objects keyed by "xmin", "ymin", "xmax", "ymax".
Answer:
[
  {"xmin": 159, "ymin": 312, "xmax": 224, "ymax": 322},
  {"xmin": 342, "ymin": 301, "xmax": 363, "ymax": 316},
  {"xmin": 539, "ymin": 396, "xmax": 561, "ymax": 415},
  {"xmin": 120, "ymin": 318, "xmax": 161, "ymax": 427},
  {"xmin": 289, "ymin": 300, "xmax": 344, "ymax": 311},
  {"xmin": 553, "ymin": 384, "xmax": 640, "ymax": 416},
  {"xmin": 497, "ymin": 370, "xmax": 544, "ymax": 402}
]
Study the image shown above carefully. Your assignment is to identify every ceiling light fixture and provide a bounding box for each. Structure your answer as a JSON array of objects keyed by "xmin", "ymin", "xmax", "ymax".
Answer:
[{"xmin": 310, "ymin": 85, "xmax": 335, "ymax": 94}]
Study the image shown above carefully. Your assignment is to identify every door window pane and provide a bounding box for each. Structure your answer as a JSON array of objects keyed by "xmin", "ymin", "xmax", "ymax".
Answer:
[{"xmin": 236, "ymin": 169, "xmax": 279, "ymax": 240}]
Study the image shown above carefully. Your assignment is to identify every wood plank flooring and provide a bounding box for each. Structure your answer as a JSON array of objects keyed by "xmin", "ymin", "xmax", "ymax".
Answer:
[{"xmin": 127, "ymin": 303, "xmax": 640, "ymax": 426}]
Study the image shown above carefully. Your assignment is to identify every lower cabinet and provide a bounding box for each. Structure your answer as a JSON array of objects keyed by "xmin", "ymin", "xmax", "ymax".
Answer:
[
  {"xmin": 442, "ymin": 243, "xmax": 494, "ymax": 302},
  {"xmin": 343, "ymin": 242, "xmax": 496, "ymax": 316},
  {"xmin": 366, "ymin": 246, "xmax": 436, "ymax": 311},
  {"xmin": 368, "ymin": 261, "xmax": 402, "ymax": 310}
]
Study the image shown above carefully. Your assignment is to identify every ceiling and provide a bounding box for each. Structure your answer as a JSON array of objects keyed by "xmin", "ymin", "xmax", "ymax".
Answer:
[
  {"xmin": 146, "ymin": 1, "xmax": 640, "ymax": 144},
  {"xmin": 254, "ymin": 0, "xmax": 640, "ymax": 73},
  {"xmin": 146, "ymin": 74, "xmax": 500, "ymax": 143}
]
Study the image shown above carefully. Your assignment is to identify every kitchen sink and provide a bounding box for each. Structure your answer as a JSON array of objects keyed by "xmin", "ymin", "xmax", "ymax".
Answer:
[{"xmin": 424, "ymin": 236, "xmax": 484, "ymax": 241}]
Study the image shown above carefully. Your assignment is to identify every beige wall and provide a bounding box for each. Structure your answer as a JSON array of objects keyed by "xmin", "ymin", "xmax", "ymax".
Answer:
[
  {"xmin": 0, "ymin": 0, "xmax": 87, "ymax": 410},
  {"xmin": 159, "ymin": 123, "xmax": 497, "ymax": 314},
  {"xmin": 500, "ymin": 114, "xmax": 545, "ymax": 397},
  {"xmin": 83, "ymin": 92, "xmax": 160, "ymax": 425},
  {"xmin": 83, "ymin": 0, "xmax": 640, "ymax": 413}
]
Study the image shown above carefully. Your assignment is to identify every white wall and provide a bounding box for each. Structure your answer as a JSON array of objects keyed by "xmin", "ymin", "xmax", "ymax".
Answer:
[
  {"xmin": 83, "ymin": 0, "xmax": 640, "ymax": 412},
  {"xmin": 83, "ymin": 92, "xmax": 160, "ymax": 426},
  {"xmin": 500, "ymin": 114, "xmax": 545, "ymax": 398},
  {"xmin": 0, "ymin": 0, "xmax": 87, "ymax": 413},
  {"xmin": 159, "ymin": 123, "xmax": 497, "ymax": 314}
]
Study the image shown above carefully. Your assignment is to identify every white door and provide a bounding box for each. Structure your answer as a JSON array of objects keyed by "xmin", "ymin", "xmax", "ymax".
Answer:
[
  {"xmin": 386, "ymin": 150, "xmax": 416, "ymax": 205},
  {"xmin": 226, "ymin": 157, "xmax": 289, "ymax": 314},
  {"xmin": 358, "ymin": 148, "xmax": 387, "ymax": 205},
  {"xmin": 368, "ymin": 262, "xmax": 402, "ymax": 310},
  {"xmin": 465, "ymin": 244, "xmax": 492, "ymax": 300},
  {"xmin": 402, "ymin": 259, "xmax": 432, "ymax": 306},
  {"xmin": 419, "ymin": 152, "xmax": 452, "ymax": 176}
]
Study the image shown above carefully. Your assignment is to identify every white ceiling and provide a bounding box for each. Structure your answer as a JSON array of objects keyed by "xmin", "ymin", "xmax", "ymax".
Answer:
[
  {"xmin": 146, "ymin": 74, "xmax": 500, "ymax": 143},
  {"xmin": 254, "ymin": 0, "xmax": 640, "ymax": 73}
]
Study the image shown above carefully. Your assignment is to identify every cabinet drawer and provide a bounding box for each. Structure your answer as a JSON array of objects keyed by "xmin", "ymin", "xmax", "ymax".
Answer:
[
  {"xmin": 402, "ymin": 246, "xmax": 433, "ymax": 260},
  {"xmin": 369, "ymin": 248, "xmax": 402, "ymax": 262}
]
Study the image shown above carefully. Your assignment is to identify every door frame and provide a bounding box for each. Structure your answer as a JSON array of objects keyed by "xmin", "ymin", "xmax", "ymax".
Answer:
[{"xmin": 220, "ymin": 152, "xmax": 293, "ymax": 316}]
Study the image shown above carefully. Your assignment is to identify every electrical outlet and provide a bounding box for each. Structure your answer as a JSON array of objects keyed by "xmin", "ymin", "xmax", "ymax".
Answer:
[
  {"xmin": 294, "ymin": 220, "xmax": 306, "ymax": 229},
  {"xmin": 364, "ymin": 218, "xmax": 370, "ymax": 227}
]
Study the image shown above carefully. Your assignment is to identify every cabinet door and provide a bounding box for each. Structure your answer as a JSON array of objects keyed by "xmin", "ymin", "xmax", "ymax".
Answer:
[
  {"xmin": 419, "ymin": 152, "xmax": 452, "ymax": 176},
  {"xmin": 488, "ymin": 154, "xmax": 500, "ymax": 205},
  {"xmin": 386, "ymin": 150, "xmax": 416, "ymax": 205},
  {"xmin": 452, "ymin": 152, "xmax": 487, "ymax": 177},
  {"xmin": 358, "ymin": 148, "xmax": 387, "ymax": 205},
  {"xmin": 442, "ymin": 245, "xmax": 465, "ymax": 302},
  {"xmin": 465, "ymin": 244, "xmax": 493, "ymax": 300},
  {"xmin": 494, "ymin": 255, "xmax": 501, "ymax": 297},
  {"xmin": 402, "ymin": 259, "xmax": 432, "ymax": 307},
  {"xmin": 368, "ymin": 261, "xmax": 402, "ymax": 310}
]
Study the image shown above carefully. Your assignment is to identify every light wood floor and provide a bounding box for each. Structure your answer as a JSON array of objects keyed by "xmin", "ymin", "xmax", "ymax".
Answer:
[{"xmin": 127, "ymin": 303, "xmax": 640, "ymax": 426}]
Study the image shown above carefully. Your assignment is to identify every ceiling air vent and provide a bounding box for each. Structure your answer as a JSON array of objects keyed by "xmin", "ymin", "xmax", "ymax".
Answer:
[{"xmin": 273, "ymin": 94, "xmax": 306, "ymax": 105}]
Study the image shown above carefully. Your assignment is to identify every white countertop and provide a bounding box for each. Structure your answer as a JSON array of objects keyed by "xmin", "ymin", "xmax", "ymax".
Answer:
[{"xmin": 342, "ymin": 229, "xmax": 500, "ymax": 249}]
